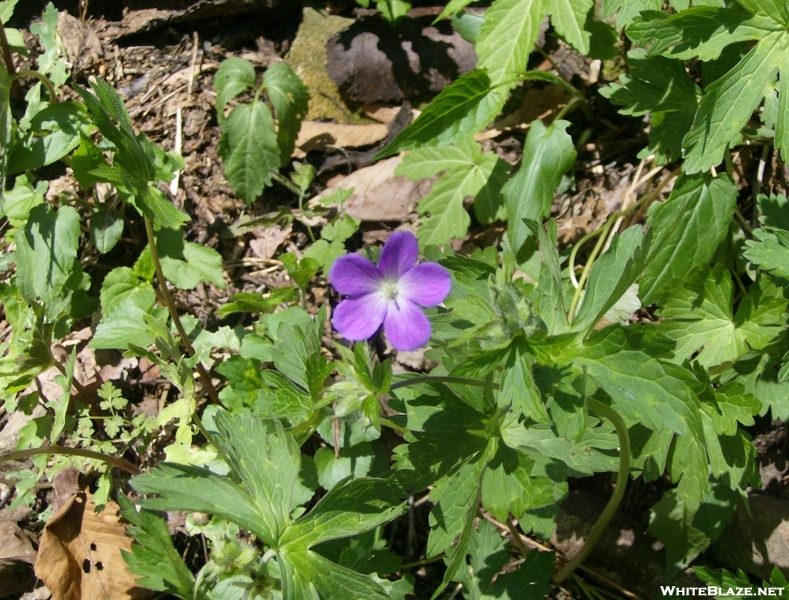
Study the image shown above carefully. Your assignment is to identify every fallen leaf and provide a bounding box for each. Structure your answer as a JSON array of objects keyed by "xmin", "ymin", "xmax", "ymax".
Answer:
[
  {"xmin": 294, "ymin": 121, "xmax": 389, "ymax": 157},
  {"xmin": 249, "ymin": 223, "xmax": 292, "ymax": 259},
  {"xmin": 327, "ymin": 14, "xmax": 477, "ymax": 103},
  {"xmin": 34, "ymin": 485, "xmax": 151, "ymax": 600},
  {"xmin": 312, "ymin": 156, "xmax": 434, "ymax": 221}
]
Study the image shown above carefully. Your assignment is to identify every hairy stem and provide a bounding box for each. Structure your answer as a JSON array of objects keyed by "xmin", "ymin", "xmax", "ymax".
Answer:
[
  {"xmin": 553, "ymin": 399, "xmax": 630, "ymax": 584},
  {"xmin": 144, "ymin": 216, "xmax": 219, "ymax": 405},
  {"xmin": 0, "ymin": 445, "xmax": 140, "ymax": 475},
  {"xmin": 13, "ymin": 70, "xmax": 58, "ymax": 103}
]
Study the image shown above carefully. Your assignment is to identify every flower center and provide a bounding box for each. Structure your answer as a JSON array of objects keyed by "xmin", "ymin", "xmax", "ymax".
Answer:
[{"xmin": 380, "ymin": 279, "xmax": 400, "ymax": 301}]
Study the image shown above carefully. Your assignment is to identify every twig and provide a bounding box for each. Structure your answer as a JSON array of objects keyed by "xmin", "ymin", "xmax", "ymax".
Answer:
[
  {"xmin": 0, "ymin": 445, "xmax": 140, "ymax": 475},
  {"xmin": 144, "ymin": 216, "xmax": 220, "ymax": 405},
  {"xmin": 553, "ymin": 398, "xmax": 630, "ymax": 584}
]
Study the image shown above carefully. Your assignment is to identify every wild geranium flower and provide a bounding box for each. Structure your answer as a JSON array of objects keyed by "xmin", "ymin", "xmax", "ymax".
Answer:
[{"xmin": 329, "ymin": 231, "xmax": 451, "ymax": 351}]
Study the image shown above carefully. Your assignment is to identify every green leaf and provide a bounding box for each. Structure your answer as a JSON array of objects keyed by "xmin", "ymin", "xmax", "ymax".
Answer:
[
  {"xmin": 374, "ymin": 0, "xmax": 411, "ymax": 22},
  {"xmin": 744, "ymin": 228, "xmax": 789, "ymax": 278},
  {"xmin": 7, "ymin": 101, "xmax": 91, "ymax": 174},
  {"xmin": 0, "ymin": 174, "xmax": 46, "ymax": 225},
  {"xmin": 481, "ymin": 447, "xmax": 559, "ymax": 521},
  {"xmin": 214, "ymin": 57, "xmax": 256, "ymax": 125},
  {"xmin": 156, "ymin": 227, "xmax": 226, "ymax": 290},
  {"xmin": 656, "ymin": 265, "xmax": 788, "ymax": 369},
  {"xmin": 476, "ymin": 0, "xmax": 544, "ymax": 88},
  {"xmin": 90, "ymin": 207, "xmax": 124, "ymax": 254},
  {"xmin": 503, "ymin": 119, "xmax": 576, "ymax": 263},
  {"xmin": 556, "ymin": 326, "xmax": 704, "ymax": 437},
  {"xmin": 118, "ymin": 494, "xmax": 200, "ymax": 600},
  {"xmin": 30, "ymin": 2, "xmax": 69, "ymax": 90},
  {"xmin": 437, "ymin": 0, "xmax": 481, "ymax": 20},
  {"xmin": 682, "ymin": 32, "xmax": 785, "ymax": 173},
  {"xmin": 263, "ymin": 61, "xmax": 309, "ymax": 166},
  {"xmin": 546, "ymin": 0, "xmax": 592, "ymax": 54},
  {"xmin": 499, "ymin": 338, "xmax": 550, "ymax": 423},
  {"xmin": 213, "ymin": 411, "xmax": 302, "ymax": 542},
  {"xmin": 15, "ymin": 204, "xmax": 80, "ymax": 319},
  {"xmin": 376, "ymin": 70, "xmax": 502, "ymax": 158},
  {"xmin": 640, "ymin": 172, "xmax": 737, "ymax": 304},
  {"xmin": 416, "ymin": 167, "xmax": 473, "ymax": 248},
  {"xmin": 574, "ymin": 225, "xmax": 650, "ymax": 333},
  {"xmin": 99, "ymin": 267, "xmax": 155, "ymax": 315},
  {"xmin": 649, "ymin": 490, "xmax": 712, "ymax": 578},
  {"xmin": 216, "ymin": 287, "xmax": 298, "ymax": 317},
  {"xmin": 218, "ymin": 100, "xmax": 281, "ymax": 203},
  {"xmin": 133, "ymin": 413, "xmax": 303, "ymax": 545},
  {"xmin": 314, "ymin": 443, "xmax": 385, "ymax": 490},
  {"xmin": 599, "ymin": 50, "xmax": 701, "ymax": 163},
  {"xmin": 602, "ymin": 0, "xmax": 661, "ymax": 28},
  {"xmin": 402, "ymin": 138, "xmax": 511, "ymax": 247},
  {"xmin": 501, "ymin": 415, "xmax": 620, "ymax": 476},
  {"xmin": 455, "ymin": 520, "xmax": 554, "ymax": 600}
]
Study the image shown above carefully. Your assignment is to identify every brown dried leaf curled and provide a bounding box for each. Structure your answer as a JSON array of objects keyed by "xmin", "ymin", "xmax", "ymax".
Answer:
[{"xmin": 34, "ymin": 490, "xmax": 151, "ymax": 600}]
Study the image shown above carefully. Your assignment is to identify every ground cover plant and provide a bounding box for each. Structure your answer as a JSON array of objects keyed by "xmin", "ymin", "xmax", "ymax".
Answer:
[{"xmin": 1, "ymin": 0, "xmax": 789, "ymax": 598}]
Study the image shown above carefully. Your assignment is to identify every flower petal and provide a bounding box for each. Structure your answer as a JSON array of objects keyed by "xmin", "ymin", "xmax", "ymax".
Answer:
[
  {"xmin": 333, "ymin": 293, "xmax": 387, "ymax": 341},
  {"xmin": 330, "ymin": 253, "xmax": 382, "ymax": 296},
  {"xmin": 378, "ymin": 231, "xmax": 418, "ymax": 278},
  {"xmin": 399, "ymin": 262, "xmax": 452, "ymax": 307},
  {"xmin": 383, "ymin": 299, "xmax": 431, "ymax": 351}
]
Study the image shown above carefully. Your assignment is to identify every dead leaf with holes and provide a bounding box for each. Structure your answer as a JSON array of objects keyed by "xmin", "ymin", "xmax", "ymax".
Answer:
[{"xmin": 34, "ymin": 485, "xmax": 151, "ymax": 600}]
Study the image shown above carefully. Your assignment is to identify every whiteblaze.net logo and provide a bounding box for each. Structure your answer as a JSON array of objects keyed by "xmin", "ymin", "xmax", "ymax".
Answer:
[{"xmin": 660, "ymin": 587, "xmax": 785, "ymax": 597}]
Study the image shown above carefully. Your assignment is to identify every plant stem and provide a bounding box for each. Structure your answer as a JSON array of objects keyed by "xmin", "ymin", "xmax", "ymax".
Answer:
[
  {"xmin": 0, "ymin": 445, "xmax": 140, "ymax": 475},
  {"xmin": 13, "ymin": 70, "xmax": 58, "ymax": 103},
  {"xmin": 733, "ymin": 208, "xmax": 754, "ymax": 237},
  {"xmin": 400, "ymin": 554, "xmax": 446, "ymax": 570},
  {"xmin": 0, "ymin": 23, "xmax": 16, "ymax": 77},
  {"xmin": 566, "ymin": 166, "xmax": 680, "ymax": 322},
  {"xmin": 379, "ymin": 417, "xmax": 407, "ymax": 434},
  {"xmin": 144, "ymin": 216, "xmax": 219, "ymax": 405},
  {"xmin": 553, "ymin": 398, "xmax": 630, "ymax": 584}
]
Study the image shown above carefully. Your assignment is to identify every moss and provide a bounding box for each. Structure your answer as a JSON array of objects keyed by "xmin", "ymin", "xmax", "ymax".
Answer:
[{"xmin": 287, "ymin": 8, "xmax": 367, "ymax": 123}]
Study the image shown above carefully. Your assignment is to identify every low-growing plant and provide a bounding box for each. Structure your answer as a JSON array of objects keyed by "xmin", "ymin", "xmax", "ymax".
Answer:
[{"xmin": 1, "ymin": 0, "xmax": 788, "ymax": 598}]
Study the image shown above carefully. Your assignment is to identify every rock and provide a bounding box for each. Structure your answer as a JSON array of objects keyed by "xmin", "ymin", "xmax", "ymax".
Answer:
[
  {"xmin": 709, "ymin": 494, "xmax": 789, "ymax": 580},
  {"xmin": 326, "ymin": 13, "xmax": 477, "ymax": 104}
]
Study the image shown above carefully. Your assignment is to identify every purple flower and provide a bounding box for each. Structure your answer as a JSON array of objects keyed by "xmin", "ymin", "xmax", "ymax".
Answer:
[{"xmin": 329, "ymin": 231, "xmax": 451, "ymax": 351}]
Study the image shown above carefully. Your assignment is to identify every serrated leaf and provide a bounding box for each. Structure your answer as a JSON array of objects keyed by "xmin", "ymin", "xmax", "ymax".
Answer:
[
  {"xmin": 546, "ymin": 0, "xmax": 593, "ymax": 54},
  {"xmin": 502, "ymin": 119, "xmax": 576, "ymax": 263},
  {"xmin": 602, "ymin": 0, "xmax": 661, "ymax": 28},
  {"xmin": 213, "ymin": 411, "xmax": 302, "ymax": 541},
  {"xmin": 396, "ymin": 137, "xmax": 481, "ymax": 179},
  {"xmin": 118, "ymin": 494, "xmax": 200, "ymax": 599},
  {"xmin": 744, "ymin": 228, "xmax": 789, "ymax": 278},
  {"xmin": 574, "ymin": 225, "xmax": 650, "ymax": 333},
  {"xmin": 499, "ymin": 338, "xmax": 550, "ymax": 423},
  {"xmin": 682, "ymin": 32, "xmax": 784, "ymax": 173},
  {"xmin": 214, "ymin": 57, "xmax": 256, "ymax": 125},
  {"xmin": 263, "ymin": 61, "xmax": 308, "ymax": 165},
  {"xmin": 218, "ymin": 100, "xmax": 281, "ymax": 203},
  {"xmin": 375, "ymin": 0, "xmax": 411, "ymax": 22},
  {"xmin": 377, "ymin": 70, "xmax": 502, "ymax": 158},
  {"xmin": 600, "ymin": 50, "xmax": 701, "ymax": 163},
  {"xmin": 416, "ymin": 168, "xmax": 473, "ymax": 248},
  {"xmin": 656, "ymin": 265, "xmax": 788, "ymax": 369},
  {"xmin": 641, "ymin": 172, "xmax": 737, "ymax": 304},
  {"xmin": 476, "ymin": 0, "xmax": 544, "ymax": 88}
]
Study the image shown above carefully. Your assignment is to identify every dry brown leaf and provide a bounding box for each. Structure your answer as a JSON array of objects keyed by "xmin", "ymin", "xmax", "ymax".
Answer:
[
  {"xmin": 34, "ymin": 487, "xmax": 151, "ymax": 600},
  {"xmin": 312, "ymin": 156, "xmax": 434, "ymax": 221},
  {"xmin": 294, "ymin": 121, "xmax": 388, "ymax": 157}
]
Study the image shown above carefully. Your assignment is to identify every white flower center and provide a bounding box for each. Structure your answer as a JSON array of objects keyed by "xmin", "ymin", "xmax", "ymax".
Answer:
[{"xmin": 380, "ymin": 279, "xmax": 400, "ymax": 301}]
